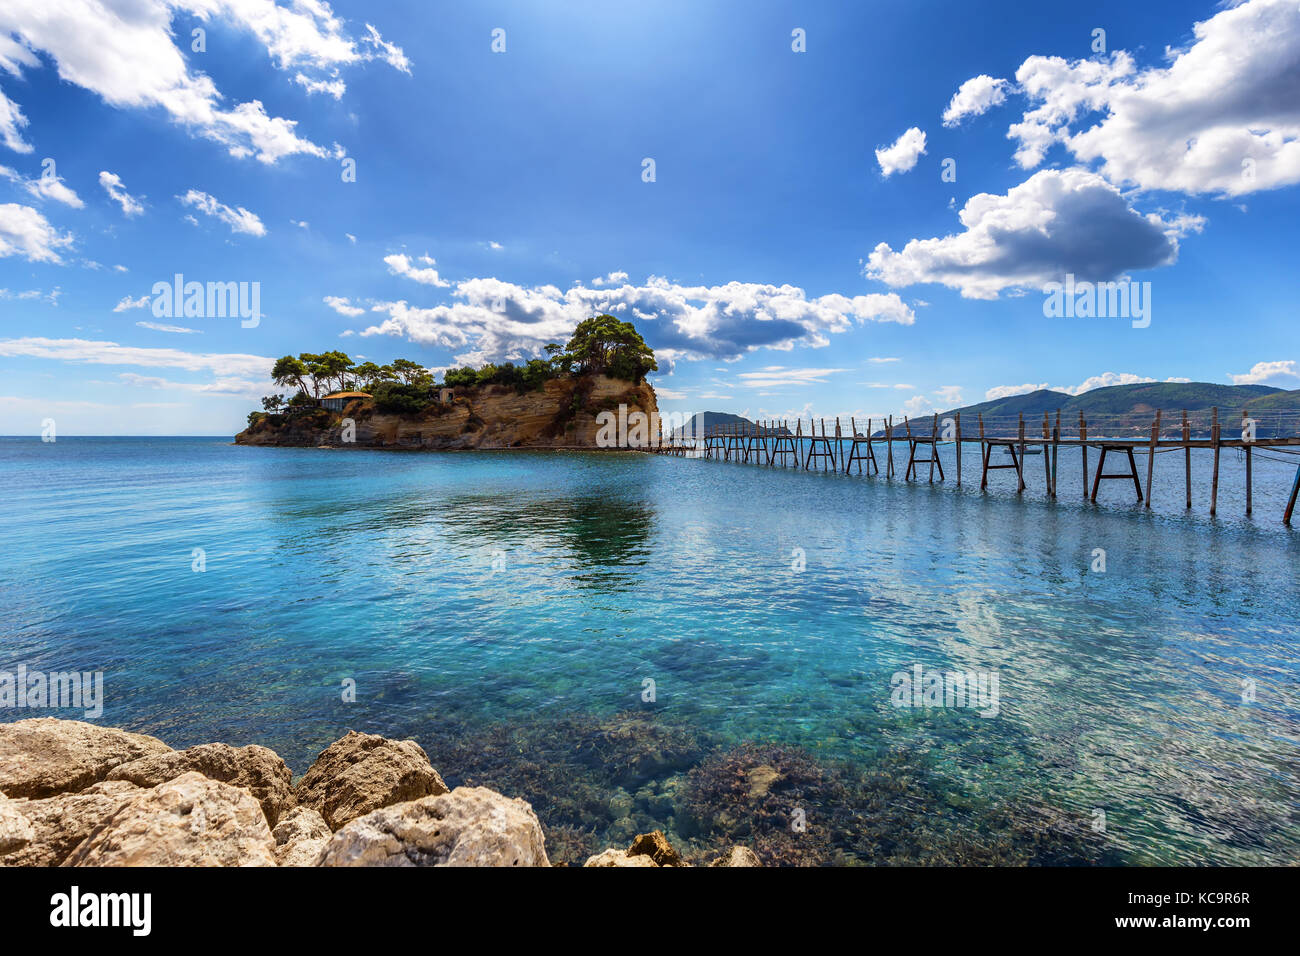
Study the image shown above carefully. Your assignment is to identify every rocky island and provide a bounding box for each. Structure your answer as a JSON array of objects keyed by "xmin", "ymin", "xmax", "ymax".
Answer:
[{"xmin": 235, "ymin": 314, "xmax": 662, "ymax": 451}]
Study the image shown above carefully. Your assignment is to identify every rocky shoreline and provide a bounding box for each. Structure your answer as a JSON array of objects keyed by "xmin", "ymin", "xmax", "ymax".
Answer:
[{"xmin": 0, "ymin": 719, "xmax": 757, "ymax": 867}]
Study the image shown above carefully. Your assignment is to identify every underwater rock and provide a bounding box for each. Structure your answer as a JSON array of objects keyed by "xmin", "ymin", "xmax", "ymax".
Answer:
[
  {"xmin": 271, "ymin": 806, "xmax": 332, "ymax": 867},
  {"xmin": 294, "ymin": 731, "xmax": 449, "ymax": 830},
  {"xmin": 317, "ymin": 787, "xmax": 550, "ymax": 867},
  {"xmin": 108, "ymin": 742, "xmax": 293, "ymax": 827},
  {"xmin": 584, "ymin": 829, "xmax": 689, "ymax": 867},
  {"xmin": 65, "ymin": 772, "xmax": 276, "ymax": 866},
  {"xmin": 0, "ymin": 718, "xmax": 171, "ymax": 799}
]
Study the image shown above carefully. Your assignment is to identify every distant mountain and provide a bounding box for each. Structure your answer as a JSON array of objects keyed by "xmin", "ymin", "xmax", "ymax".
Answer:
[
  {"xmin": 911, "ymin": 382, "xmax": 1298, "ymax": 439},
  {"xmin": 671, "ymin": 411, "xmax": 790, "ymax": 437}
]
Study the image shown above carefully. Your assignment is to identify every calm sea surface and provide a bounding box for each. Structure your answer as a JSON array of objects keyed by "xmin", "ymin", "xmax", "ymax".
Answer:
[{"xmin": 2, "ymin": 437, "xmax": 1297, "ymax": 864}]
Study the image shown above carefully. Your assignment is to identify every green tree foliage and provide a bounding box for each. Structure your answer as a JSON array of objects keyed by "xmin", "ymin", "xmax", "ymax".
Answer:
[
  {"xmin": 271, "ymin": 355, "xmax": 310, "ymax": 396},
  {"xmin": 562, "ymin": 314, "xmax": 657, "ymax": 381},
  {"xmin": 371, "ymin": 381, "xmax": 437, "ymax": 415}
]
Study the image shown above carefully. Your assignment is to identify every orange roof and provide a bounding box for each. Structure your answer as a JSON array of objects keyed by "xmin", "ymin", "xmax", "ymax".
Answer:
[{"xmin": 321, "ymin": 391, "xmax": 371, "ymax": 399}]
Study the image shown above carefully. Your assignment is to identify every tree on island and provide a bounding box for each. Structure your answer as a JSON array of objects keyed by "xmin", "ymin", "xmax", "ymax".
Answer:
[{"xmin": 562, "ymin": 314, "xmax": 658, "ymax": 382}]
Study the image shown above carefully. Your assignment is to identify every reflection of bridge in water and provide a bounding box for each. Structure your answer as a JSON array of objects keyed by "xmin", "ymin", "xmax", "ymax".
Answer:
[{"xmin": 650, "ymin": 407, "xmax": 1300, "ymax": 524}]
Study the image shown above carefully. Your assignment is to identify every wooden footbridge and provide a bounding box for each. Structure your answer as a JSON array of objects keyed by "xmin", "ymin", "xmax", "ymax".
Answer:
[{"xmin": 650, "ymin": 407, "xmax": 1300, "ymax": 524}]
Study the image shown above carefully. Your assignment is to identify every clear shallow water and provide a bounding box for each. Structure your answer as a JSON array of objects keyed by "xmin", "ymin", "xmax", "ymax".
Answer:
[{"xmin": 1, "ymin": 437, "xmax": 1297, "ymax": 865}]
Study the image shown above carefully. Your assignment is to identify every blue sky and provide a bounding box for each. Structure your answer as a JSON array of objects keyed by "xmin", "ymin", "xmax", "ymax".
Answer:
[{"xmin": 1, "ymin": 0, "xmax": 1298, "ymax": 434}]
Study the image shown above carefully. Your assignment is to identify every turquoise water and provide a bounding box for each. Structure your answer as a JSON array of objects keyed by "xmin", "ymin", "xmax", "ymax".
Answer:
[{"xmin": 2, "ymin": 437, "xmax": 1298, "ymax": 865}]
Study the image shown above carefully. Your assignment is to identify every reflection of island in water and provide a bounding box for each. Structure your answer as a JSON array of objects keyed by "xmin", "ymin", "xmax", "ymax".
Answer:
[{"xmin": 435, "ymin": 491, "xmax": 657, "ymax": 589}]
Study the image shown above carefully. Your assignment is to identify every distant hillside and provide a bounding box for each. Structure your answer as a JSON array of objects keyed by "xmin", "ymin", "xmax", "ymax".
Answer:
[
  {"xmin": 914, "ymin": 382, "xmax": 1298, "ymax": 439},
  {"xmin": 671, "ymin": 411, "xmax": 790, "ymax": 437}
]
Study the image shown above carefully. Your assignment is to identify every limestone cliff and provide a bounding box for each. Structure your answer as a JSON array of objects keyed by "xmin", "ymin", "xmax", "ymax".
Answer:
[{"xmin": 234, "ymin": 374, "xmax": 659, "ymax": 450}]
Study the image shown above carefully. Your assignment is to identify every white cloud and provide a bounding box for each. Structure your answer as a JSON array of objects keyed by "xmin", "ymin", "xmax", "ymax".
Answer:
[
  {"xmin": 876, "ymin": 127, "xmax": 927, "ymax": 176},
  {"xmin": 323, "ymin": 295, "xmax": 365, "ymax": 317},
  {"xmin": 735, "ymin": 366, "xmax": 848, "ymax": 389},
  {"xmin": 934, "ymin": 385, "xmax": 964, "ymax": 404},
  {"xmin": 113, "ymin": 294, "xmax": 151, "ymax": 311},
  {"xmin": 984, "ymin": 371, "xmax": 1195, "ymax": 401},
  {"xmin": 355, "ymin": 274, "xmax": 916, "ymax": 366},
  {"xmin": 345, "ymin": 233, "xmax": 356, "ymax": 244},
  {"xmin": 1007, "ymin": 0, "xmax": 1300, "ymax": 195},
  {"xmin": 0, "ymin": 86, "xmax": 32, "ymax": 153},
  {"xmin": 1230, "ymin": 360, "xmax": 1299, "ymax": 385},
  {"xmin": 98, "ymin": 170, "xmax": 144, "ymax": 216},
  {"xmin": 0, "ymin": 337, "xmax": 270, "ymax": 393},
  {"xmin": 0, "ymin": 202, "xmax": 74, "ymax": 262},
  {"xmin": 866, "ymin": 168, "xmax": 1200, "ymax": 299},
  {"xmin": 0, "ymin": 164, "xmax": 84, "ymax": 207},
  {"xmin": 0, "ymin": 0, "xmax": 410, "ymax": 164},
  {"xmin": 178, "ymin": 189, "xmax": 266, "ymax": 236},
  {"xmin": 293, "ymin": 73, "xmax": 346, "ymax": 99},
  {"xmin": 135, "ymin": 321, "xmax": 200, "ymax": 333},
  {"xmin": 384, "ymin": 253, "xmax": 450, "ymax": 287},
  {"xmin": 592, "ymin": 270, "xmax": 628, "ymax": 287},
  {"xmin": 942, "ymin": 75, "xmax": 1010, "ymax": 127},
  {"xmin": 488, "ymin": 240, "xmax": 503, "ymax": 250}
]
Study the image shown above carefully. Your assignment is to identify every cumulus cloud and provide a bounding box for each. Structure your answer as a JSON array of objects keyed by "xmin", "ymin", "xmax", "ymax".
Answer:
[
  {"xmin": 0, "ymin": 164, "xmax": 84, "ymax": 207},
  {"xmin": 0, "ymin": 0, "xmax": 409, "ymax": 163},
  {"xmin": 113, "ymin": 294, "xmax": 150, "ymax": 312},
  {"xmin": 1230, "ymin": 360, "xmax": 1299, "ymax": 385},
  {"xmin": 0, "ymin": 202, "xmax": 74, "ymax": 262},
  {"xmin": 323, "ymin": 295, "xmax": 365, "ymax": 317},
  {"xmin": 942, "ymin": 75, "xmax": 1010, "ymax": 127},
  {"xmin": 354, "ymin": 273, "xmax": 916, "ymax": 366},
  {"xmin": 876, "ymin": 127, "xmax": 927, "ymax": 176},
  {"xmin": 98, "ymin": 170, "xmax": 144, "ymax": 216},
  {"xmin": 1007, "ymin": 0, "xmax": 1300, "ymax": 195},
  {"xmin": 178, "ymin": 189, "xmax": 266, "ymax": 236},
  {"xmin": 384, "ymin": 253, "xmax": 450, "ymax": 287},
  {"xmin": 865, "ymin": 168, "xmax": 1200, "ymax": 299}
]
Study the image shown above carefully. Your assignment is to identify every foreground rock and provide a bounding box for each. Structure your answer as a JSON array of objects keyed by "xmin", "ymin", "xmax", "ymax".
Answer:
[
  {"xmin": 295, "ymin": 731, "xmax": 448, "ymax": 830},
  {"xmin": 108, "ymin": 743, "xmax": 293, "ymax": 826},
  {"xmin": 709, "ymin": 845, "xmax": 762, "ymax": 867},
  {"xmin": 1, "ymin": 780, "xmax": 141, "ymax": 867},
  {"xmin": 0, "ymin": 718, "xmax": 170, "ymax": 799},
  {"xmin": 271, "ymin": 807, "xmax": 332, "ymax": 867},
  {"xmin": 318, "ymin": 787, "xmax": 549, "ymax": 866},
  {"xmin": 65, "ymin": 772, "xmax": 276, "ymax": 866},
  {"xmin": 585, "ymin": 829, "xmax": 688, "ymax": 867},
  {"xmin": 0, "ymin": 794, "xmax": 34, "ymax": 856}
]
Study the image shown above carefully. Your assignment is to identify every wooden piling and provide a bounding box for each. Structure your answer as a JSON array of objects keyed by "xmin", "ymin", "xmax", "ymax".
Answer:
[
  {"xmin": 1079, "ymin": 411, "xmax": 1088, "ymax": 499},
  {"xmin": 1144, "ymin": 409, "xmax": 1161, "ymax": 509},
  {"xmin": 1182, "ymin": 410, "xmax": 1191, "ymax": 509},
  {"xmin": 955, "ymin": 412, "xmax": 962, "ymax": 487},
  {"xmin": 1210, "ymin": 406, "xmax": 1220, "ymax": 516},
  {"xmin": 1244, "ymin": 408, "xmax": 1253, "ymax": 516}
]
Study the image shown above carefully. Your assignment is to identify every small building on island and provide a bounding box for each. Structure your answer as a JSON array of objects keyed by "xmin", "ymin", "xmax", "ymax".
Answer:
[{"xmin": 320, "ymin": 390, "xmax": 371, "ymax": 412}]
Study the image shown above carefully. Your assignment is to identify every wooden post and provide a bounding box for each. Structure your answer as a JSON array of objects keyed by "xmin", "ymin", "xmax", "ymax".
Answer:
[
  {"xmin": 886, "ymin": 416, "xmax": 894, "ymax": 478},
  {"xmin": 1145, "ymin": 409, "xmax": 1161, "ymax": 508},
  {"xmin": 1052, "ymin": 410, "xmax": 1060, "ymax": 498},
  {"xmin": 1210, "ymin": 406, "xmax": 1220, "ymax": 516},
  {"xmin": 929, "ymin": 413, "xmax": 939, "ymax": 482},
  {"xmin": 1042, "ymin": 412, "xmax": 1052, "ymax": 495},
  {"xmin": 1079, "ymin": 411, "xmax": 1088, "ymax": 499},
  {"xmin": 978, "ymin": 413, "xmax": 988, "ymax": 490},
  {"xmin": 1182, "ymin": 410, "xmax": 1191, "ymax": 509},
  {"xmin": 1244, "ymin": 408, "xmax": 1253, "ymax": 516},
  {"xmin": 955, "ymin": 412, "xmax": 962, "ymax": 487},
  {"xmin": 1285, "ymin": 464, "xmax": 1300, "ymax": 526},
  {"xmin": 1017, "ymin": 413, "xmax": 1026, "ymax": 492}
]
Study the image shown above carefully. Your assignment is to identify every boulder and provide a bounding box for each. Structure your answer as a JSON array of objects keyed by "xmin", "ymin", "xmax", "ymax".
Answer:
[
  {"xmin": 0, "ymin": 719, "xmax": 171, "ymax": 799},
  {"xmin": 294, "ymin": 731, "xmax": 448, "ymax": 830},
  {"xmin": 64, "ymin": 772, "xmax": 276, "ymax": 866},
  {"xmin": 108, "ymin": 743, "xmax": 293, "ymax": 826},
  {"xmin": 709, "ymin": 845, "xmax": 763, "ymax": 867},
  {"xmin": 317, "ymin": 787, "xmax": 549, "ymax": 867},
  {"xmin": 0, "ymin": 780, "xmax": 140, "ymax": 867},
  {"xmin": 0, "ymin": 794, "xmax": 34, "ymax": 856},
  {"xmin": 271, "ymin": 806, "xmax": 331, "ymax": 867},
  {"xmin": 583, "ymin": 829, "xmax": 689, "ymax": 867}
]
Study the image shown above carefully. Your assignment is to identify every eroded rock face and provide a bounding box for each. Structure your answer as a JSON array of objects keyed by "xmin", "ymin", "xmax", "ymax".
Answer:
[
  {"xmin": 0, "ymin": 719, "xmax": 171, "ymax": 799},
  {"xmin": 64, "ymin": 772, "xmax": 276, "ymax": 867},
  {"xmin": 108, "ymin": 743, "xmax": 293, "ymax": 826},
  {"xmin": 0, "ymin": 780, "xmax": 140, "ymax": 867},
  {"xmin": 294, "ymin": 731, "xmax": 448, "ymax": 830},
  {"xmin": 271, "ymin": 806, "xmax": 331, "ymax": 867},
  {"xmin": 317, "ymin": 787, "xmax": 549, "ymax": 867},
  {"xmin": 583, "ymin": 847, "xmax": 659, "ymax": 867}
]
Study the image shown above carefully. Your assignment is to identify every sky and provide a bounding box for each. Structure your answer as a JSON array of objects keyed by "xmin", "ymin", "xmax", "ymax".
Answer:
[{"xmin": 0, "ymin": 0, "xmax": 1298, "ymax": 435}]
